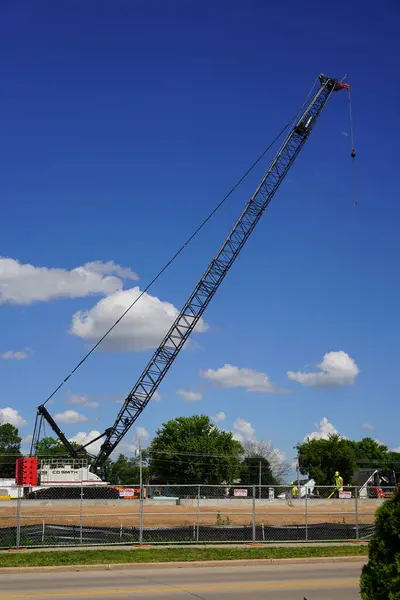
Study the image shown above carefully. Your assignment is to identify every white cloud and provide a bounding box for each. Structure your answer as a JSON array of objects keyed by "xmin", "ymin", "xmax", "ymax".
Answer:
[
  {"xmin": 66, "ymin": 395, "xmax": 99, "ymax": 409},
  {"xmin": 70, "ymin": 286, "xmax": 208, "ymax": 352},
  {"xmin": 135, "ymin": 427, "xmax": 150, "ymax": 442},
  {"xmin": 82, "ymin": 261, "xmax": 138, "ymax": 281},
  {"xmin": 53, "ymin": 410, "xmax": 88, "ymax": 424},
  {"xmin": 69, "ymin": 430, "xmax": 103, "ymax": 455},
  {"xmin": 201, "ymin": 364, "xmax": 282, "ymax": 393},
  {"xmin": 0, "ymin": 257, "xmax": 137, "ymax": 305},
  {"xmin": 304, "ymin": 417, "xmax": 339, "ymax": 441},
  {"xmin": 126, "ymin": 427, "xmax": 151, "ymax": 455},
  {"xmin": 177, "ymin": 389, "xmax": 203, "ymax": 402},
  {"xmin": 342, "ymin": 131, "xmax": 349, "ymax": 137},
  {"xmin": 288, "ymin": 351, "xmax": 359, "ymax": 388},
  {"xmin": 211, "ymin": 411, "xmax": 226, "ymax": 424},
  {"xmin": 391, "ymin": 447, "xmax": 400, "ymax": 453},
  {"xmin": 1, "ymin": 349, "xmax": 29, "ymax": 360},
  {"xmin": 232, "ymin": 417, "xmax": 256, "ymax": 443},
  {"xmin": 362, "ymin": 423, "xmax": 375, "ymax": 431},
  {"xmin": 0, "ymin": 407, "xmax": 28, "ymax": 427}
]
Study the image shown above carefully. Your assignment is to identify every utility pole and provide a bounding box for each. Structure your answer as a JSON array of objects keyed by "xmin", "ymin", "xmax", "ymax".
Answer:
[
  {"xmin": 138, "ymin": 437, "xmax": 144, "ymax": 543},
  {"xmin": 259, "ymin": 460, "xmax": 262, "ymax": 499},
  {"xmin": 296, "ymin": 455, "xmax": 301, "ymax": 495},
  {"xmin": 139, "ymin": 438, "xmax": 143, "ymax": 495}
]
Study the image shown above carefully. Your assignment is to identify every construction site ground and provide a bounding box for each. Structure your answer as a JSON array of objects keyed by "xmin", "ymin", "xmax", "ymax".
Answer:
[{"xmin": 0, "ymin": 501, "xmax": 377, "ymax": 528}]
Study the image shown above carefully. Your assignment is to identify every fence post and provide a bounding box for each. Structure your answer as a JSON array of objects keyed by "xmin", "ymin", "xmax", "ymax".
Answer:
[
  {"xmin": 79, "ymin": 482, "xmax": 83, "ymax": 546},
  {"xmin": 196, "ymin": 485, "xmax": 200, "ymax": 542},
  {"xmin": 15, "ymin": 485, "xmax": 22, "ymax": 550},
  {"xmin": 252, "ymin": 485, "xmax": 256, "ymax": 542},
  {"xmin": 305, "ymin": 489, "xmax": 308, "ymax": 543},
  {"xmin": 139, "ymin": 442, "xmax": 144, "ymax": 544},
  {"xmin": 355, "ymin": 486, "xmax": 359, "ymax": 541}
]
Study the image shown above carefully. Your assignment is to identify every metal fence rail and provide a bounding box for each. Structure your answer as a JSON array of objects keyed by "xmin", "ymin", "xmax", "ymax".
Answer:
[{"xmin": 0, "ymin": 484, "xmax": 394, "ymax": 549}]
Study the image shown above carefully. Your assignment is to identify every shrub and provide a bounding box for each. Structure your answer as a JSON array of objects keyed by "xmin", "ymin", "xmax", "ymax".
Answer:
[{"xmin": 360, "ymin": 486, "xmax": 400, "ymax": 599}]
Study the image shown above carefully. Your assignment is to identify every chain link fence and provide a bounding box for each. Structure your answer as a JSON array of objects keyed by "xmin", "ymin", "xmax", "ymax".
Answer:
[{"xmin": 0, "ymin": 484, "xmax": 395, "ymax": 549}]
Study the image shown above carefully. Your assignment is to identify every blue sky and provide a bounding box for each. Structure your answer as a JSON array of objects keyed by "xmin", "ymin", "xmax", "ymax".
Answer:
[{"xmin": 1, "ymin": 0, "xmax": 399, "ymax": 465}]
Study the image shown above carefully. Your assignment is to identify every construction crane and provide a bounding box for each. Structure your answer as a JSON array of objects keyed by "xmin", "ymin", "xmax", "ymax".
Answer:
[{"xmin": 31, "ymin": 74, "xmax": 350, "ymax": 473}]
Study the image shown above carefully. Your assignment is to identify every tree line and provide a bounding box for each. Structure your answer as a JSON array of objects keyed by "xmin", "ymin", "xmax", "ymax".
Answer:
[
  {"xmin": 297, "ymin": 434, "xmax": 400, "ymax": 486},
  {"xmin": 1, "ymin": 415, "xmax": 399, "ymax": 486}
]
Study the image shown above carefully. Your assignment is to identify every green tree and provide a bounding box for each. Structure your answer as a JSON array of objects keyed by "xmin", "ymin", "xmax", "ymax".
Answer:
[
  {"xmin": 360, "ymin": 487, "xmax": 400, "ymax": 599},
  {"xmin": 296, "ymin": 434, "xmax": 358, "ymax": 486},
  {"xmin": 148, "ymin": 415, "xmax": 243, "ymax": 484},
  {"xmin": 353, "ymin": 437, "xmax": 389, "ymax": 467},
  {"xmin": 0, "ymin": 423, "xmax": 22, "ymax": 478},
  {"xmin": 240, "ymin": 456, "xmax": 279, "ymax": 486},
  {"xmin": 34, "ymin": 437, "xmax": 87, "ymax": 457},
  {"xmin": 109, "ymin": 454, "xmax": 149, "ymax": 485},
  {"xmin": 387, "ymin": 451, "xmax": 400, "ymax": 480}
]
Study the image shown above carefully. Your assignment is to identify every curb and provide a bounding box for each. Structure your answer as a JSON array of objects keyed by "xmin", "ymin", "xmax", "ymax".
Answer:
[{"xmin": 0, "ymin": 556, "xmax": 368, "ymax": 574}]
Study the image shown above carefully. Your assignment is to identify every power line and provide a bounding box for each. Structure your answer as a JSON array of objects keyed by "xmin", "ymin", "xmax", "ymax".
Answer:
[{"xmin": 39, "ymin": 79, "xmax": 320, "ymax": 409}]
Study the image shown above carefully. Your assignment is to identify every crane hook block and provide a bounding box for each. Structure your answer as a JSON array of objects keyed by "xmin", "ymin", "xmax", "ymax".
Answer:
[{"xmin": 351, "ymin": 148, "xmax": 356, "ymax": 158}]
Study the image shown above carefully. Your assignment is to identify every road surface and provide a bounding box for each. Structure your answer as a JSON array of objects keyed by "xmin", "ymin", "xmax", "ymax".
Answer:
[{"xmin": 0, "ymin": 562, "xmax": 364, "ymax": 599}]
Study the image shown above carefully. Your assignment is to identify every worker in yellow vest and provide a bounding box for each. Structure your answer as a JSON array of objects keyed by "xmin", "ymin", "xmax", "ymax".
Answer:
[
  {"xmin": 334, "ymin": 471, "xmax": 344, "ymax": 497},
  {"xmin": 291, "ymin": 482, "xmax": 299, "ymax": 499}
]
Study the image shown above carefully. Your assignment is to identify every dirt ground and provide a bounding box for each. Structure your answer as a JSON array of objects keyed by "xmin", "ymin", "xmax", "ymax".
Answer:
[{"xmin": 0, "ymin": 501, "xmax": 378, "ymax": 528}]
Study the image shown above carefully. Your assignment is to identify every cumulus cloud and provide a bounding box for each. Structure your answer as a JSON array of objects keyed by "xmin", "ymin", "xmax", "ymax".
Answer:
[
  {"xmin": 152, "ymin": 391, "xmax": 162, "ymax": 402},
  {"xmin": 304, "ymin": 417, "xmax": 339, "ymax": 441},
  {"xmin": 0, "ymin": 257, "xmax": 137, "ymax": 304},
  {"xmin": 392, "ymin": 447, "xmax": 400, "ymax": 453},
  {"xmin": 53, "ymin": 410, "xmax": 88, "ymax": 424},
  {"xmin": 362, "ymin": 423, "xmax": 375, "ymax": 431},
  {"xmin": 126, "ymin": 427, "xmax": 151, "ymax": 455},
  {"xmin": 177, "ymin": 389, "xmax": 203, "ymax": 402},
  {"xmin": 232, "ymin": 417, "xmax": 256, "ymax": 443},
  {"xmin": 135, "ymin": 427, "xmax": 150, "ymax": 442},
  {"xmin": 201, "ymin": 364, "xmax": 282, "ymax": 393},
  {"xmin": 288, "ymin": 351, "xmax": 359, "ymax": 387},
  {"xmin": 211, "ymin": 411, "xmax": 226, "ymax": 424},
  {"xmin": 69, "ymin": 430, "xmax": 103, "ymax": 455},
  {"xmin": 82, "ymin": 261, "xmax": 138, "ymax": 281},
  {"xmin": 0, "ymin": 407, "xmax": 28, "ymax": 427},
  {"xmin": 70, "ymin": 287, "xmax": 208, "ymax": 351},
  {"xmin": 0, "ymin": 349, "xmax": 29, "ymax": 360},
  {"xmin": 66, "ymin": 395, "xmax": 99, "ymax": 409}
]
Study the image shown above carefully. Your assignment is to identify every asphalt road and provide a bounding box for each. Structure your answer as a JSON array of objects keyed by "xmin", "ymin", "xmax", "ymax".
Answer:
[{"xmin": 0, "ymin": 562, "xmax": 364, "ymax": 599}]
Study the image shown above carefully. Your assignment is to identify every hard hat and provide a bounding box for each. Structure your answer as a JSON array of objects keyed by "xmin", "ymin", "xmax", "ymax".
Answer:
[
  {"xmin": 335, "ymin": 471, "xmax": 339, "ymax": 476},
  {"xmin": 290, "ymin": 482, "xmax": 294, "ymax": 485}
]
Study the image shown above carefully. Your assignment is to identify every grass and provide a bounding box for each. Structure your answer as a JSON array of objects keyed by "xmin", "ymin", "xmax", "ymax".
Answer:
[{"xmin": 0, "ymin": 545, "xmax": 368, "ymax": 568}]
